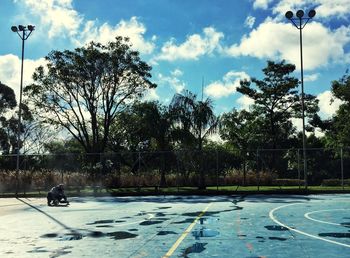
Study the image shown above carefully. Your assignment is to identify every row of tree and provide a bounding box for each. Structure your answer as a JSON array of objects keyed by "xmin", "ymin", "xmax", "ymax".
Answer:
[{"xmin": 1, "ymin": 37, "xmax": 349, "ymax": 186}]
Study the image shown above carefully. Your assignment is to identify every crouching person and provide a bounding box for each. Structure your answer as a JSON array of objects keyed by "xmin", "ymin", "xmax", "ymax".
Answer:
[{"xmin": 47, "ymin": 184, "xmax": 69, "ymax": 206}]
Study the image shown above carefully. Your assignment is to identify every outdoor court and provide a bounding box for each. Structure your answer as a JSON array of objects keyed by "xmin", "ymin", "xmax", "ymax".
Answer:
[{"xmin": 0, "ymin": 194, "xmax": 349, "ymax": 257}]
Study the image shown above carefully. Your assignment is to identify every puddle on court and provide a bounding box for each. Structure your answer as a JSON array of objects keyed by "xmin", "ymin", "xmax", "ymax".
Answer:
[
  {"xmin": 41, "ymin": 233, "xmax": 58, "ymax": 238},
  {"xmin": 319, "ymin": 232, "xmax": 350, "ymax": 238},
  {"xmin": 172, "ymin": 218, "xmax": 194, "ymax": 224},
  {"xmin": 182, "ymin": 210, "xmax": 232, "ymax": 217},
  {"xmin": 269, "ymin": 236, "xmax": 288, "ymax": 241},
  {"xmin": 157, "ymin": 206, "xmax": 171, "ymax": 209},
  {"xmin": 27, "ymin": 247, "xmax": 49, "ymax": 253},
  {"xmin": 181, "ymin": 242, "xmax": 207, "ymax": 257},
  {"xmin": 106, "ymin": 231, "xmax": 138, "ymax": 240},
  {"xmin": 199, "ymin": 217, "xmax": 219, "ymax": 225},
  {"xmin": 264, "ymin": 225, "xmax": 289, "ymax": 231},
  {"xmin": 192, "ymin": 228, "xmax": 220, "ymax": 239},
  {"xmin": 140, "ymin": 220, "xmax": 164, "ymax": 225},
  {"xmin": 87, "ymin": 219, "xmax": 114, "ymax": 225},
  {"xmin": 88, "ymin": 231, "xmax": 104, "ymax": 238},
  {"xmin": 157, "ymin": 231, "xmax": 177, "ymax": 235},
  {"xmin": 340, "ymin": 222, "xmax": 350, "ymax": 228},
  {"xmin": 60, "ymin": 233, "xmax": 83, "ymax": 241}
]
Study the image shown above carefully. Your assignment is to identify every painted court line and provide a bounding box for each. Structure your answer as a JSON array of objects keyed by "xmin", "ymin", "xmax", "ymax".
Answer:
[
  {"xmin": 162, "ymin": 202, "xmax": 212, "ymax": 258},
  {"xmin": 269, "ymin": 203, "xmax": 350, "ymax": 248},
  {"xmin": 305, "ymin": 209, "xmax": 350, "ymax": 226}
]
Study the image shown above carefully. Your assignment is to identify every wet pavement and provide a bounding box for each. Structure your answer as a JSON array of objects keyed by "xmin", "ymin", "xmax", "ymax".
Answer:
[{"xmin": 0, "ymin": 194, "xmax": 349, "ymax": 257}]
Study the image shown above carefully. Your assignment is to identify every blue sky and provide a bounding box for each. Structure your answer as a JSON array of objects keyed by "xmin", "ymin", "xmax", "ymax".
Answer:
[{"xmin": 1, "ymin": 0, "xmax": 350, "ymax": 134}]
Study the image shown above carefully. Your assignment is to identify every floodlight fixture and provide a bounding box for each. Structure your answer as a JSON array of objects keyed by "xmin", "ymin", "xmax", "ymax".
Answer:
[
  {"xmin": 11, "ymin": 26, "xmax": 18, "ymax": 32},
  {"xmin": 27, "ymin": 25, "xmax": 35, "ymax": 31},
  {"xmin": 285, "ymin": 11, "xmax": 293, "ymax": 19},
  {"xmin": 296, "ymin": 10, "xmax": 304, "ymax": 18},
  {"xmin": 18, "ymin": 25, "xmax": 25, "ymax": 31},
  {"xmin": 308, "ymin": 10, "xmax": 316, "ymax": 18}
]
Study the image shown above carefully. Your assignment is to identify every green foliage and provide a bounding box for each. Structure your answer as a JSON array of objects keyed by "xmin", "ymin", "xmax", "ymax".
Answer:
[
  {"xmin": 25, "ymin": 37, "xmax": 156, "ymax": 153},
  {"xmin": 312, "ymin": 71, "xmax": 350, "ymax": 148},
  {"xmin": 236, "ymin": 60, "xmax": 318, "ymax": 149}
]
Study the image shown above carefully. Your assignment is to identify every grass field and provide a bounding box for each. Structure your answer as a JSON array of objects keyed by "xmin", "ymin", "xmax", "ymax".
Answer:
[{"xmin": 2, "ymin": 185, "xmax": 350, "ymax": 198}]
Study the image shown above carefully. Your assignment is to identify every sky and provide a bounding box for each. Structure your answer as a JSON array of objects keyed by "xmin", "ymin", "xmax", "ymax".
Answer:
[{"xmin": 1, "ymin": 0, "xmax": 350, "ymax": 134}]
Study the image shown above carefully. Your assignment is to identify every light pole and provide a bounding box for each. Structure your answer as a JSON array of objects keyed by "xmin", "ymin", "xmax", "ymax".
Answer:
[
  {"xmin": 11, "ymin": 24, "xmax": 35, "ymax": 196},
  {"xmin": 285, "ymin": 10, "xmax": 316, "ymax": 189}
]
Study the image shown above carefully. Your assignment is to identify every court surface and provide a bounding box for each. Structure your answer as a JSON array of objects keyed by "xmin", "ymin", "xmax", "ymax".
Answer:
[{"xmin": 0, "ymin": 194, "xmax": 349, "ymax": 257}]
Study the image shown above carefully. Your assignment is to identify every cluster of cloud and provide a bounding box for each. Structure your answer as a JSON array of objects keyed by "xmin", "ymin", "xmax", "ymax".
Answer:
[
  {"xmin": 0, "ymin": 54, "xmax": 46, "ymax": 100},
  {"xmin": 5, "ymin": 0, "xmax": 350, "ymax": 119},
  {"xmin": 155, "ymin": 27, "xmax": 223, "ymax": 61},
  {"xmin": 204, "ymin": 71, "xmax": 250, "ymax": 99},
  {"xmin": 14, "ymin": 0, "xmax": 156, "ymax": 55},
  {"xmin": 225, "ymin": 19, "xmax": 350, "ymax": 71}
]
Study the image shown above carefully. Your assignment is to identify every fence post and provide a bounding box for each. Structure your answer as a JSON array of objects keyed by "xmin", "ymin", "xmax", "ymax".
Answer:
[
  {"xmin": 257, "ymin": 149, "xmax": 260, "ymax": 192},
  {"xmin": 341, "ymin": 147, "xmax": 344, "ymax": 190},
  {"xmin": 216, "ymin": 148, "xmax": 219, "ymax": 191},
  {"xmin": 297, "ymin": 149, "xmax": 301, "ymax": 190}
]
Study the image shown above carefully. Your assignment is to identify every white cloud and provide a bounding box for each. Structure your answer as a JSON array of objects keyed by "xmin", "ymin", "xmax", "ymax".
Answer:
[
  {"xmin": 225, "ymin": 19, "xmax": 350, "ymax": 70},
  {"xmin": 0, "ymin": 54, "xmax": 46, "ymax": 103},
  {"xmin": 16, "ymin": 1, "xmax": 155, "ymax": 55},
  {"xmin": 244, "ymin": 15, "xmax": 256, "ymax": 29},
  {"xmin": 156, "ymin": 27, "xmax": 224, "ymax": 61},
  {"xmin": 204, "ymin": 71, "xmax": 250, "ymax": 99},
  {"xmin": 253, "ymin": 0, "xmax": 274, "ymax": 10},
  {"xmin": 76, "ymin": 17, "xmax": 155, "ymax": 54},
  {"xmin": 143, "ymin": 88, "xmax": 159, "ymax": 101},
  {"xmin": 171, "ymin": 69, "xmax": 183, "ymax": 77},
  {"xmin": 17, "ymin": 0, "xmax": 82, "ymax": 39},
  {"xmin": 304, "ymin": 73, "xmax": 320, "ymax": 82},
  {"xmin": 236, "ymin": 95, "xmax": 255, "ymax": 110},
  {"xmin": 272, "ymin": 0, "xmax": 350, "ymax": 19},
  {"xmin": 317, "ymin": 90, "xmax": 343, "ymax": 118},
  {"xmin": 157, "ymin": 72, "xmax": 186, "ymax": 93}
]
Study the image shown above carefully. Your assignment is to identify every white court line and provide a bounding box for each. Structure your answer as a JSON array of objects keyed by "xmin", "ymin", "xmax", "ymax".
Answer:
[
  {"xmin": 305, "ymin": 209, "xmax": 350, "ymax": 226},
  {"xmin": 269, "ymin": 203, "xmax": 350, "ymax": 248}
]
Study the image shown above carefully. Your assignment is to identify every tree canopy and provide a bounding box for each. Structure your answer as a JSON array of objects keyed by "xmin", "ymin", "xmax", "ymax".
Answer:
[{"xmin": 25, "ymin": 37, "xmax": 156, "ymax": 153}]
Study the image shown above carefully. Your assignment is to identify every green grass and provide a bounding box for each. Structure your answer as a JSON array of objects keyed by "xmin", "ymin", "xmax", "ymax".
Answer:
[{"xmin": 2, "ymin": 185, "xmax": 350, "ymax": 198}]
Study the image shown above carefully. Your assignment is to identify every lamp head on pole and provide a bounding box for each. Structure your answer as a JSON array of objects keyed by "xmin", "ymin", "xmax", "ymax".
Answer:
[
  {"xmin": 11, "ymin": 26, "xmax": 18, "ymax": 32},
  {"xmin": 285, "ymin": 11, "xmax": 293, "ymax": 19},
  {"xmin": 296, "ymin": 10, "xmax": 304, "ymax": 18},
  {"xmin": 27, "ymin": 25, "xmax": 35, "ymax": 31},
  {"xmin": 18, "ymin": 25, "xmax": 25, "ymax": 31},
  {"xmin": 308, "ymin": 10, "xmax": 316, "ymax": 18}
]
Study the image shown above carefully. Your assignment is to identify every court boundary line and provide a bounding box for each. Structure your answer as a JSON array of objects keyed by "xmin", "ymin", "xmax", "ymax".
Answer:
[
  {"xmin": 305, "ymin": 209, "xmax": 350, "ymax": 226},
  {"xmin": 162, "ymin": 202, "xmax": 212, "ymax": 258},
  {"xmin": 269, "ymin": 203, "xmax": 350, "ymax": 248}
]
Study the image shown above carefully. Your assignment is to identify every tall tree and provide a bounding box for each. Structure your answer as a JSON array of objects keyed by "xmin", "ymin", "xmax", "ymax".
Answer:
[
  {"xmin": 237, "ymin": 60, "xmax": 318, "ymax": 150},
  {"xmin": 25, "ymin": 37, "xmax": 156, "ymax": 154},
  {"xmin": 170, "ymin": 90, "xmax": 219, "ymax": 189},
  {"xmin": 220, "ymin": 109, "xmax": 264, "ymax": 185},
  {"xmin": 0, "ymin": 81, "xmax": 17, "ymax": 154},
  {"xmin": 311, "ymin": 71, "xmax": 350, "ymax": 147},
  {"xmin": 110, "ymin": 101, "xmax": 175, "ymax": 186}
]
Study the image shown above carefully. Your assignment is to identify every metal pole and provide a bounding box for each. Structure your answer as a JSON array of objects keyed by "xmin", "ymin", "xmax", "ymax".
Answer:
[
  {"xmin": 297, "ymin": 149, "xmax": 301, "ymax": 189},
  {"xmin": 216, "ymin": 148, "xmax": 219, "ymax": 191},
  {"xmin": 298, "ymin": 17, "xmax": 308, "ymax": 190},
  {"xmin": 15, "ymin": 32, "xmax": 25, "ymax": 196},
  {"xmin": 341, "ymin": 148, "xmax": 344, "ymax": 190}
]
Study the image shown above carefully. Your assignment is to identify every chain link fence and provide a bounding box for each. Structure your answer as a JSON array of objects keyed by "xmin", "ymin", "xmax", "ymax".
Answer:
[{"xmin": 0, "ymin": 148, "xmax": 349, "ymax": 196}]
